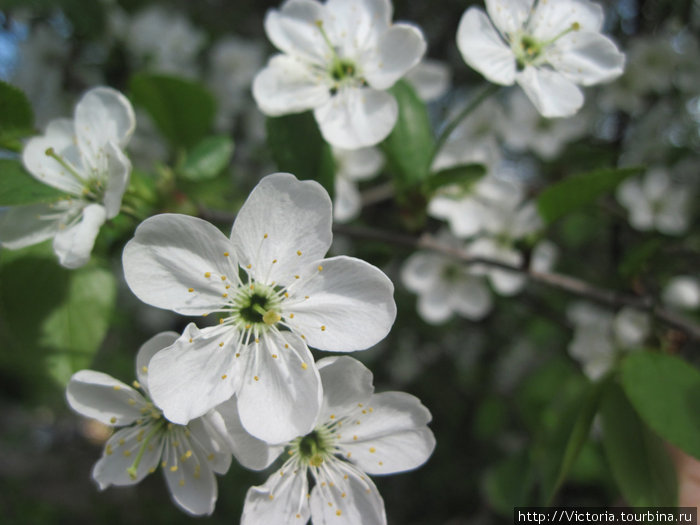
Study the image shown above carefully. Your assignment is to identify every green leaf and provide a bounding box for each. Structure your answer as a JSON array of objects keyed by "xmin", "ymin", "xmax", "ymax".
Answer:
[
  {"xmin": 382, "ymin": 80, "xmax": 434, "ymax": 189},
  {"xmin": 484, "ymin": 451, "xmax": 533, "ymax": 515},
  {"xmin": 0, "ymin": 159, "xmax": 65, "ymax": 205},
  {"xmin": 130, "ymin": 73, "xmax": 216, "ymax": 150},
  {"xmin": 621, "ymin": 351, "xmax": 700, "ymax": 460},
  {"xmin": 537, "ymin": 166, "xmax": 644, "ymax": 224},
  {"xmin": 0, "ymin": 81, "xmax": 34, "ymax": 150},
  {"xmin": 179, "ymin": 135, "xmax": 235, "ymax": 181},
  {"xmin": 600, "ymin": 381, "xmax": 678, "ymax": 506},
  {"xmin": 425, "ymin": 164, "xmax": 486, "ymax": 195},
  {"xmin": 266, "ymin": 111, "xmax": 335, "ymax": 197},
  {"xmin": 40, "ymin": 265, "xmax": 117, "ymax": 386}
]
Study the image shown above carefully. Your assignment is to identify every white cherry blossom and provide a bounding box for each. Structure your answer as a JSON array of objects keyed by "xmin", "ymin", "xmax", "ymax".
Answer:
[
  {"xmin": 240, "ymin": 356, "xmax": 435, "ymax": 525},
  {"xmin": 333, "ymin": 146, "xmax": 384, "ymax": 222},
  {"xmin": 0, "ymin": 87, "xmax": 135, "ymax": 268},
  {"xmin": 456, "ymin": 0, "xmax": 625, "ymax": 117},
  {"xmin": 253, "ymin": 0, "xmax": 426, "ymax": 149},
  {"xmin": 122, "ymin": 173, "xmax": 397, "ymax": 443},
  {"xmin": 66, "ymin": 332, "xmax": 274, "ymax": 516}
]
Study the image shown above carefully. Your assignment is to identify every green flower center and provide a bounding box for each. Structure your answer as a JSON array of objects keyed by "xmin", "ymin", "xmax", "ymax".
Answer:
[
  {"xmin": 511, "ymin": 22, "xmax": 581, "ymax": 71},
  {"xmin": 290, "ymin": 427, "xmax": 335, "ymax": 467},
  {"xmin": 230, "ymin": 282, "xmax": 282, "ymax": 330}
]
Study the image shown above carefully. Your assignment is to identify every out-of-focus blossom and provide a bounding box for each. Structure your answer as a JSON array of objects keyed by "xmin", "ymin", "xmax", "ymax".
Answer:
[
  {"xmin": 405, "ymin": 58, "xmax": 451, "ymax": 102},
  {"xmin": 663, "ymin": 276, "xmax": 700, "ymax": 311},
  {"xmin": 332, "ymin": 146, "xmax": 384, "ymax": 223}
]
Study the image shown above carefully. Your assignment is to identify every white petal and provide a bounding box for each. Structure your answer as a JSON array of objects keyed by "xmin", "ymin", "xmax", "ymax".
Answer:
[
  {"xmin": 663, "ymin": 276, "xmax": 700, "ymax": 310},
  {"xmin": 230, "ymin": 173, "xmax": 332, "ymax": 286},
  {"xmin": 102, "ymin": 141, "xmax": 132, "ymax": 219},
  {"xmin": 339, "ymin": 391, "xmax": 435, "ymax": 475},
  {"xmin": 400, "ymin": 252, "xmax": 442, "ymax": 294},
  {"xmin": 53, "ymin": 203, "xmax": 106, "ymax": 269},
  {"xmin": 470, "ymin": 238, "xmax": 526, "ymax": 295},
  {"xmin": 314, "ymin": 87, "xmax": 398, "ymax": 149},
  {"xmin": 317, "ymin": 356, "xmax": 374, "ymax": 421},
  {"xmin": 0, "ymin": 203, "xmax": 61, "ymax": 249},
  {"xmin": 287, "ymin": 255, "xmax": 397, "ymax": 352},
  {"xmin": 188, "ymin": 415, "xmax": 234, "ymax": 475},
  {"xmin": 643, "ymin": 169, "xmax": 670, "ymax": 201},
  {"xmin": 147, "ymin": 324, "xmax": 238, "ymax": 425},
  {"xmin": 22, "ymin": 119, "xmax": 84, "ymax": 195},
  {"xmin": 325, "ymin": 0, "xmax": 392, "ymax": 55},
  {"xmin": 485, "ymin": 0, "xmax": 534, "ymax": 35},
  {"xmin": 510, "ymin": 201, "xmax": 543, "ymax": 238},
  {"xmin": 428, "ymin": 195, "xmax": 485, "ymax": 238},
  {"xmin": 66, "ymin": 370, "xmax": 147, "ymax": 426},
  {"xmin": 241, "ymin": 461, "xmax": 311, "ymax": 525},
  {"xmin": 531, "ymin": 240, "xmax": 559, "ymax": 273},
  {"xmin": 334, "ymin": 176, "xmax": 362, "ymax": 223},
  {"xmin": 334, "ymin": 146, "xmax": 384, "ymax": 182},
  {"xmin": 549, "ymin": 32, "xmax": 625, "ymax": 86},
  {"xmin": 363, "ymin": 24, "xmax": 426, "ymax": 90},
  {"xmin": 531, "ymin": 0, "xmax": 603, "ymax": 40},
  {"xmin": 74, "ymin": 86, "xmax": 136, "ymax": 151},
  {"xmin": 515, "ymin": 66, "xmax": 584, "ymax": 118},
  {"xmin": 236, "ymin": 332, "xmax": 321, "ymax": 444},
  {"xmin": 457, "ymin": 8, "xmax": 516, "ymax": 85},
  {"xmin": 264, "ymin": 0, "xmax": 329, "ymax": 65},
  {"xmin": 656, "ymin": 193, "xmax": 690, "ymax": 235},
  {"xmin": 451, "ymin": 276, "xmax": 493, "ymax": 321},
  {"xmin": 136, "ymin": 331, "xmax": 180, "ymax": 388},
  {"xmin": 92, "ymin": 424, "xmax": 165, "ymax": 488},
  {"xmin": 122, "ymin": 213, "xmax": 235, "ymax": 316},
  {"xmin": 213, "ymin": 397, "xmax": 284, "ymax": 470},
  {"xmin": 613, "ymin": 307, "xmax": 650, "ymax": 348},
  {"xmin": 310, "ymin": 461, "xmax": 386, "ymax": 525},
  {"xmin": 405, "ymin": 59, "xmax": 451, "ymax": 102},
  {"xmin": 616, "ymin": 178, "xmax": 644, "ymax": 209},
  {"xmin": 417, "ymin": 286, "xmax": 455, "ymax": 324},
  {"xmin": 161, "ymin": 429, "xmax": 219, "ymax": 516},
  {"xmin": 252, "ymin": 54, "xmax": 331, "ymax": 116}
]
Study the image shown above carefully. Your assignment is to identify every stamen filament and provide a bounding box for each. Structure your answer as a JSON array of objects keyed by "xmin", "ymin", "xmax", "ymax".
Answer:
[{"xmin": 127, "ymin": 420, "xmax": 166, "ymax": 479}]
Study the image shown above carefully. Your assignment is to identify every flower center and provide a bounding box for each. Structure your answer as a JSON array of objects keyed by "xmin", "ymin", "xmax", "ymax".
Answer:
[
  {"xmin": 290, "ymin": 427, "xmax": 334, "ymax": 467},
  {"xmin": 314, "ymin": 19, "xmax": 366, "ymax": 94},
  {"xmin": 511, "ymin": 22, "xmax": 580, "ymax": 70},
  {"xmin": 45, "ymin": 147, "xmax": 104, "ymax": 202},
  {"xmin": 229, "ymin": 281, "xmax": 282, "ymax": 331}
]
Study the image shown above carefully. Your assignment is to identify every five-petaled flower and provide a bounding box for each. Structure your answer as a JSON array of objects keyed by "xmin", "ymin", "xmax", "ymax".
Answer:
[
  {"xmin": 456, "ymin": 0, "xmax": 625, "ymax": 117},
  {"xmin": 240, "ymin": 356, "xmax": 435, "ymax": 525},
  {"xmin": 253, "ymin": 0, "xmax": 426, "ymax": 149},
  {"xmin": 66, "ymin": 332, "xmax": 274, "ymax": 516},
  {"xmin": 122, "ymin": 173, "xmax": 397, "ymax": 444},
  {"xmin": 0, "ymin": 87, "xmax": 135, "ymax": 268}
]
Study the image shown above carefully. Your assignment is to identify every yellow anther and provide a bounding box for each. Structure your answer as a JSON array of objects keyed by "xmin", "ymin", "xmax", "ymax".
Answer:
[
  {"xmin": 219, "ymin": 318, "xmax": 224, "ymax": 324},
  {"xmin": 272, "ymin": 354, "xmax": 278, "ymax": 359},
  {"xmin": 263, "ymin": 310, "xmax": 281, "ymax": 325},
  {"xmin": 284, "ymin": 344, "xmax": 289, "ymax": 349},
  {"xmin": 369, "ymin": 447, "xmax": 376, "ymax": 453},
  {"xmin": 336, "ymin": 510, "xmax": 342, "ymax": 516},
  {"xmin": 106, "ymin": 445, "xmax": 113, "ymax": 456},
  {"xmin": 142, "ymin": 366, "xmax": 148, "ymax": 373},
  {"xmin": 346, "ymin": 452, "xmax": 352, "ymax": 458},
  {"xmin": 317, "ymin": 265, "xmax": 323, "ymax": 271},
  {"xmin": 301, "ymin": 334, "xmax": 306, "ymax": 340},
  {"xmin": 310, "ymin": 455, "xmax": 324, "ymax": 467},
  {"xmin": 245, "ymin": 324, "xmax": 251, "ymax": 329},
  {"xmin": 297, "ymin": 250, "xmax": 302, "ymax": 256},
  {"xmin": 128, "ymin": 399, "xmax": 136, "ymax": 406},
  {"xmin": 219, "ymin": 342, "xmax": 224, "ymax": 347},
  {"xmin": 223, "ymin": 252, "xmax": 229, "ymax": 257},
  {"xmin": 207, "ymin": 453, "xmax": 214, "ymax": 461},
  {"xmin": 344, "ymin": 474, "xmax": 348, "ymax": 480},
  {"xmin": 179, "ymin": 479, "xmax": 185, "ymax": 487},
  {"xmin": 204, "ymin": 272, "xmax": 211, "ymax": 278},
  {"xmin": 170, "ymin": 465, "xmax": 178, "ymax": 472},
  {"xmin": 188, "ymin": 288, "xmax": 194, "ymax": 292},
  {"xmin": 330, "ymin": 414, "xmax": 335, "ymax": 419},
  {"xmin": 268, "ymin": 495, "xmax": 274, "ymax": 500},
  {"xmin": 288, "ymin": 313, "xmax": 295, "ymax": 319},
  {"xmin": 225, "ymin": 284, "xmax": 230, "ymax": 289},
  {"xmin": 296, "ymin": 514, "xmax": 301, "ymax": 519},
  {"xmin": 362, "ymin": 410, "xmax": 367, "ymax": 414},
  {"xmin": 264, "ymin": 233, "xmax": 268, "ymax": 239},
  {"xmin": 378, "ymin": 461, "xmax": 384, "ymax": 466},
  {"xmin": 222, "ymin": 293, "xmax": 228, "ymax": 298},
  {"xmin": 221, "ymin": 275, "xmax": 227, "ymax": 281},
  {"xmin": 246, "ymin": 264, "xmax": 252, "ymax": 269},
  {"xmin": 123, "ymin": 450, "xmax": 131, "ymax": 457},
  {"xmin": 284, "ymin": 292, "xmax": 289, "ymax": 298},
  {"xmin": 369, "ymin": 407, "xmax": 373, "ymax": 412},
  {"xmin": 119, "ymin": 439, "xmax": 126, "ymax": 446},
  {"xmin": 272, "ymin": 259, "xmax": 277, "ymax": 264},
  {"xmin": 249, "ymin": 285, "xmax": 254, "ymax": 290},
  {"xmin": 235, "ymin": 353, "xmax": 240, "ymax": 358},
  {"xmin": 113, "ymin": 385, "xmax": 121, "ymax": 391},
  {"xmin": 305, "ymin": 295, "xmax": 309, "ymax": 299},
  {"xmin": 341, "ymin": 492, "xmax": 346, "ymax": 498},
  {"xmin": 321, "ymin": 325, "xmax": 326, "ymax": 331},
  {"xmin": 255, "ymin": 338, "xmax": 260, "ymax": 344},
  {"xmin": 358, "ymin": 403, "xmax": 363, "ymax": 407},
  {"xmin": 110, "ymin": 416, "xmax": 117, "ymax": 424},
  {"xmin": 221, "ymin": 374, "xmax": 227, "ymax": 380},
  {"xmin": 295, "ymin": 275, "xmax": 300, "ymax": 279},
  {"xmin": 189, "ymin": 338, "xmax": 193, "ymax": 343},
  {"xmin": 132, "ymin": 380, "xmax": 140, "ymax": 389},
  {"xmin": 327, "ymin": 501, "xmax": 332, "ymax": 506},
  {"xmin": 254, "ymin": 375, "xmax": 259, "ymax": 381},
  {"xmin": 353, "ymin": 435, "xmax": 358, "ymax": 441},
  {"xmin": 572, "ymin": 21, "xmax": 580, "ymax": 30},
  {"xmin": 183, "ymin": 450, "xmax": 193, "ymax": 460},
  {"xmin": 161, "ymin": 460, "xmax": 167, "ymax": 468},
  {"xmin": 301, "ymin": 362, "xmax": 308, "ymax": 370}
]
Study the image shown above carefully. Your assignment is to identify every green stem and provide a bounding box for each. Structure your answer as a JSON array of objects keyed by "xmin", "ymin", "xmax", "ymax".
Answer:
[
  {"xmin": 430, "ymin": 84, "xmax": 500, "ymax": 167},
  {"xmin": 126, "ymin": 420, "xmax": 166, "ymax": 480},
  {"xmin": 45, "ymin": 147, "xmax": 85, "ymax": 181}
]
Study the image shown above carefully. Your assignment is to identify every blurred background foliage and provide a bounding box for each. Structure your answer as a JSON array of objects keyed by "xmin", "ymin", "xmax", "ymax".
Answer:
[{"xmin": 0, "ymin": 0, "xmax": 699, "ymax": 523}]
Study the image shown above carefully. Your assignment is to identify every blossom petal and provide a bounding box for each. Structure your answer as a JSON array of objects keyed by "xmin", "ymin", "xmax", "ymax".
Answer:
[
  {"xmin": 287, "ymin": 255, "xmax": 397, "ymax": 352},
  {"xmin": 102, "ymin": 140, "xmax": 132, "ymax": 219},
  {"xmin": 363, "ymin": 24, "xmax": 426, "ymax": 90},
  {"xmin": 428, "ymin": 195, "xmax": 485, "ymax": 238},
  {"xmin": 405, "ymin": 59, "xmax": 451, "ymax": 102},
  {"xmin": 92, "ymin": 424, "xmax": 165, "ymax": 488},
  {"xmin": 241, "ymin": 461, "xmax": 311, "ymax": 525},
  {"xmin": 189, "ymin": 414, "xmax": 234, "ymax": 475},
  {"xmin": 230, "ymin": 173, "xmax": 332, "ymax": 286},
  {"xmin": 531, "ymin": 0, "xmax": 603, "ymax": 40},
  {"xmin": 339, "ymin": 391, "xmax": 435, "ymax": 475},
  {"xmin": 53, "ymin": 203, "xmax": 106, "ymax": 269},
  {"xmin": 0, "ymin": 203, "xmax": 61, "ymax": 249},
  {"xmin": 417, "ymin": 284, "xmax": 455, "ymax": 324},
  {"xmin": 317, "ymin": 356, "xmax": 374, "ymax": 421},
  {"xmin": 334, "ymin": 177, "xmax": 362, "ymax": 223},
  {"xmin": 236, "ymin": 332, "xmax": 321, "ymax": 444},
  {"xmin": 485, "ymin": 0, "xmax": 534, "ymax": 35},
  {"xmin": 136, "ymin": 331, "xmax": 180, "ymax": 389},
  {"xmin": 657, "ymin": 191, "xmax": 690, "ymax": 235},
  {"xmin": 335, "ymin": 146, "xmax": 384, "ymax": 182},
  {"xmin": 213, "ymin": 397, "xmax": 284, "ymax": 470},
  {"xmin": 22, "ymin": 119, "xmax": 84, "ymax": 195},
  {"xmin": 147, "ymin": 324, "xmax": 238, "ymax": 425},
  {"xmin": 122, "ymin": 213, "xmax": 236, "ymax": 316},
  {"xmin": 74, "ymin": 86, "xmax": 136, "ymax": 151},
  {"xmin": 161, "ymin": 429, "xmax": 218, "ymax": 516},
  {"xmin": 325, "ymin": 0, "xmax": 392, "ymax": 55},
  {"xmin": 457, "ymin": 8, "xmax": 516, "ymax": 85},
  {"xmin": 515, "ymin": 66, "xmax": 584, "ymax": 118},
  {"xmin": 264, "ymin": 0, "xmax": 329, "ymax": 64},
  {"xmin": 310, "ymin": 462, "xmax": 386, "ymax": 524},
  {"xmin": 314, "ymin": 87, "xmax": 398, "ymax": 149},
  {"xmin": 252, "ymin": 54, "xmax": 331, "ymax": 116},
  {"xmin": 66, "ymin": 369, "xmax": 147, "ymax": 426},
  {"xmin": 451, "ymin": 277, "xmax": 493, "ymax": 321},
  {"xmin": 401, "ymin": 252, "xmax": 442, "ymax": 294},
  {"xmin": 549, "ymin": 32, "xmax": 625, "ymax": 86}
]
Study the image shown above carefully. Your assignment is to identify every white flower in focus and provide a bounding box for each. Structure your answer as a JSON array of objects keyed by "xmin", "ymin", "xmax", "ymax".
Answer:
[
  {"xmin": 663, "ymin": 276, "xmax": 700, "ymax": 311},
  {"xmin": 0, "ymin": 87, "xmax": 135, "ymax": 268},
  {"xmin": 401, "ymin": 231, "xmax": 493, "ymax": 324},
  {"xmin": 567, "ymin": 303, "xmax": 650, "ymax": 380},
  {"xmin": 405, "ymin": 58, "xmax": 451, "ymax": 102},
  {"xmin": 240, "ymin": 356, "xmax": 435, "ymax": 525},
  {"xmin": 499, "ymin": 90, "xmax": 591, "ymax": 160},
  {"xmin": 122, "ymin": 173, "xmax": 397, "ymax": 443},
  {"xmin": 457, "ymin": 0, "xmax": 625, "ymax": 117},
  {"xmin": 616, "ymin": 168, "xmax": 693, "ymax": 235},
  {"xmin": 66, "ymin": 332, "xmax": 274, "ymax": 516},
  {"xmin": 333, "ymin": 146, "xmax": 384, "ymax": 222},
  {"xmin": 253, "ymin": 0, "xmax": 427, "ymax": 149}
]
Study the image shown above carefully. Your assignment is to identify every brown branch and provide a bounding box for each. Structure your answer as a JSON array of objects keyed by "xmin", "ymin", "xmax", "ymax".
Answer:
[{"xmin": 333, "ymin": 224, "xmax": 700, "ymax": 341}]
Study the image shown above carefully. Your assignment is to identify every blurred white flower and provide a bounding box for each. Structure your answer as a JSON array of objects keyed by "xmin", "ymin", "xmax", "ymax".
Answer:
[
  {"xmin": 253, "ymin": 0, "xmax": 426, "ymax": 149},
  {"xmin": 405, "ymin": 58, "xmax": 451, "ymax": 102},
  {"xmin": 663, "ymin": 276, "xmax": 700, "ymax": 311},
  {"xmin": 332, "ymin": 146, "xmax": 384, "ymax": 222},
  {"xmin": 616, "ymin": 168, "xmax": 693, "ymax": 235},
  {"xmin": 456, "ymin": 0, "xmax": 625, "ymax": 117},
  {"xmin": 567, "ymin": 303, "xmax": 650, "ymax": 380}
]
